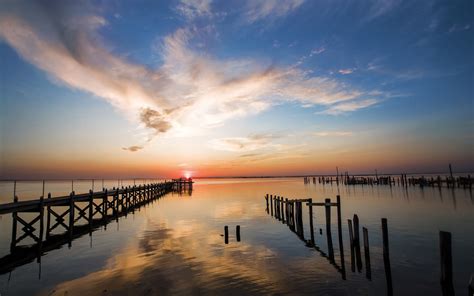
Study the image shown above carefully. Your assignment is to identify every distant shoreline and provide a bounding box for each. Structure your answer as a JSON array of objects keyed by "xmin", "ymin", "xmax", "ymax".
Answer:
[{"xmin": 1, "ymin": 171, "xmax": 473, "ymax": 182}]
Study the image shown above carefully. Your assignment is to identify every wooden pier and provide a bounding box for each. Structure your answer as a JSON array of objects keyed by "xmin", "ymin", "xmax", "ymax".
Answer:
[{"xmin": 0, "ymin": 180, "xmax": 193, "ymax": 275}]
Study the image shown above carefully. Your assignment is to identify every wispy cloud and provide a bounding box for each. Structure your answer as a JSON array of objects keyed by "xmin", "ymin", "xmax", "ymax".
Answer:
[
  {"xmin": 309, "ymin": 46, "xmax": 326, "ymax": 56},
  {"xmin": 338, "ymin": 68, "xmax": 355, "ymax": 75},
  {"xmin": 314, "ymin": 131, "xmax": 353, "ymax": 137},
  {"xmin": 176, "ymin": 0, "xmax": 213, "ymax": 20},
  {"xmin": 0, "ymin": 0, "xmax": 384, "ymax": 151},
  {"xmin": 319, "ymin": 99, "xmax": 378, "ymax": 115},
  {"xmin": 364, "ymin": 0, "xmax": 403, "ymax": 22},
  {"xmin": 243, "ymin": 0, "xmax": 305, "ymax": 23},
  {"xmin": 208, "ymin": 134, "xmax": 278, "ymax": 152},
  {"xmin": 122, "ymin": 145, "xmax": 144, "ymax": 152}
]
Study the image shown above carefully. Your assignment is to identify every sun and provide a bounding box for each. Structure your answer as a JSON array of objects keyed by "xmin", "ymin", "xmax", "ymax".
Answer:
[{"xmin": 184, "ymin": 171, "xmax": 192, "ymax": 179}]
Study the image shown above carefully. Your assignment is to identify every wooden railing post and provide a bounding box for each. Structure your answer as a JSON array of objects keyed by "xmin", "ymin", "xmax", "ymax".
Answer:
[
  {"xmin": 10, "ymin": 196, "xmax": 18, "ymax": 251},
  {"xmin": 325, "ymin": 198, "xmax": 334, "ymax": 262}
]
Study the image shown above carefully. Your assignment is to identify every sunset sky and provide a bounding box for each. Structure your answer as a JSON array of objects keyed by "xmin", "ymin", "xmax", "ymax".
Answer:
[{"xmin": 0, "ymin": 0, "xmax": 473, "ymax": 178}]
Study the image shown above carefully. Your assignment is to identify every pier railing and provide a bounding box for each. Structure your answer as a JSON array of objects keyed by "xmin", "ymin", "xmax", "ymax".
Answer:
[{"xmin": 0, "ymin": 180, "xmax": 193, "ymax": 275}]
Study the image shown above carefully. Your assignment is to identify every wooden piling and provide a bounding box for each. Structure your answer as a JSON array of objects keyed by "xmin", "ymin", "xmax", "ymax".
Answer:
[
  {"xmin": 236, "ymin": 225, "xmax": 241, "ymax": 242},
  {"xmin": 270, "ymin": 195, "xmax": 273, "ymax": 216},
  {"xmin": 439, "ymin": 231, "xmax": 455, "ymax": 295},
  {"xmin": 336, "ymin": 195, "xmax": 345, "ymax": 276},
  {"xmin": 280, "ymin": 196, "xmax": 285, "ymax": 222},
  {"xmin": 353, "ymin": 214, "xmax": 362, "ymax": 272},
  {"xmin": 382, "ymin": 218, "xmax": 393, "ymax": 296},
  {"xmin": 308, "ymin": 198, "xmax": 315, "ymax": 246},
  {"xmin": 363, "ymin": 227, "xmax": 371, "ymax": 280},
  {"xmin": 10, "ymin": 196, "xmax": 18, "ymax": 251},
  {"xmin": 325, "ymin": 198, "xmax": 334, "ymax": 262},
  {"xmin": 348, "ymin": 219, "xmax": 355, "ymax": 272},
  {"xmin": 224, "ymin": 226, "xmax": 229, "ymax": 244},
  {"xmin": 265, "ymin": 194, "xmax": 269, "ymax": 212}
]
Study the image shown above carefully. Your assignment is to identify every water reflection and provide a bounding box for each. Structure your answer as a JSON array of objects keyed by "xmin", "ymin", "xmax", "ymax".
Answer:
[{"xmin": 0, "ymin": 178, "xmax": 473, "ymax": 295}]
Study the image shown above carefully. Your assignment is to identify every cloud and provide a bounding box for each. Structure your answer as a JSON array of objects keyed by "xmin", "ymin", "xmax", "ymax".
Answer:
[
  {"xmin": 338, "ymin": 68, "xmax": 355, "ymax": 75},
  {"xmin": 243, "ymin": 0, "xmax": 305, "ymax": 23},
  {"xmin": 319, "ymin": 99, "xmax": 378, "ymax": 115},
  {"xmin": 175, "ymin": 0, "xmax": 213, "ymax": 20},
  {"xmin": 0, "ymin": 0, "xmax": 384, "ymax": 151},
  {"xmin": 309, "ymin": 46, "xmax": 325, "ymax": 56},
  {"xmin": 208, "ymin": 134, "xmax": 278, "ymax": 152},
  {"xmin": 122, "ymin": 145, "xmax": 144, "ymax": 152},
  {"xmin": 364, "ymin": 0, "xmax": 403, "ymax": 21},
  {"xmin": 313, "ymin": 131, "xmax": 353, "ymax": 137}
]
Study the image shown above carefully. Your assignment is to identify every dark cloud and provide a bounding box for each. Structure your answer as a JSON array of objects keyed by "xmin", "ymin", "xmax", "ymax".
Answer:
[
  {"xmin": 122, "ymin": 145, "xmax": 143, "ymax": 152},
  {"xmin": 140, "ymin": 108, "xmax": 173, "ymax": 134}
]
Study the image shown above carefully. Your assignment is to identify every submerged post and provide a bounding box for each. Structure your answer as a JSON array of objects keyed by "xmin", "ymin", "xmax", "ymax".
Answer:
[
  {"xmin": 236, "ymin": 225, "xmax": 241, "ymax": 242},
  {"xmin": 224, "ymin": 226, "xmax": 229, "ymax": 244},
  {"xmin": 348, "ymin": 219, "xmax": 355, "ymax": 272},
  {"xmin": 270, "ymin": 195, "xmax": 274, "ymax": 216},
  {"xmin": 382, "ymin": 218, "xmax": 393, "ymax": 296},
  {"xmin": 439, "ymin": 231, "xmax": 455, "ymax": 295},
  {"xmin": 336, "ymin": 195, "xmax": 346, "ymax": 277},
  {"xmin": 363, "ymin": 227, "xmax": 371, "ymax": 280},
  {"xmin": 308, "ymin": 198, "xmax": 315, "ymax": 246},
  {"xmin": 325, "ymin": 198, "xmax": 334, "ymax": 262},
  {"xmin": 265, "ymin": 194, "xmax": 269, "ymax": 212},
  {"xmin": 354, "ymin": 214, "xmax": 362, "ymax": 272}
]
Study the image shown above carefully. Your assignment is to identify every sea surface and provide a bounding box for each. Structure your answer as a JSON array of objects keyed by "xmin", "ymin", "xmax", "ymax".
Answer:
[{"xmin": 0, "ymin": 177, "xmax": 473, "ymax": 295}]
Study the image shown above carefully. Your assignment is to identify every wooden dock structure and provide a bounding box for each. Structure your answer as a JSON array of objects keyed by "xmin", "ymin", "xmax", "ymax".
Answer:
[
  {"xmin": 264, "ymin": 194, "xmax": 462, "ymax": 295},
  {"xmin": 0, "ymin": 180, "xmax": 193, "ymax": 275}
]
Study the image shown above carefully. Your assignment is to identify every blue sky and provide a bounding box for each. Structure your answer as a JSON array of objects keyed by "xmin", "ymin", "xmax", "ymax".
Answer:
[{"xmin": 0, "ymin": 0, "xmax": 473, "ymax": 178}]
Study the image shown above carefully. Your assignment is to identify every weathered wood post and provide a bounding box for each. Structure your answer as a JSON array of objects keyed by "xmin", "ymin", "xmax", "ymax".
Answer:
[
  {"xmin": 382, "ymin": 218, "xmax": 393, "ymax": 296},
  {"xmin": 276, "ymin": 196, "xmax": 280, "ymax": 220},
  {"xmin": 270, "ymin": 195, "xmax": 274, "ymax": 216},
  {"xmin": 363, "ymin": 227, "xmax": 371, "ymax": 280},
  {"xmin": 348, "ymin": 219, "xmax": 355, "ymax": 272},
  {"xmin": 46, "ymin": 193, "xmax": 51, "ymax": 239},
  {"xmin": 103, "ymin": 189, "xmax": 108, "ymax": 221},
  {"xmin": 325, "ymin": 198, "xmax": 334, "ymax": 262},
  {"xmin": 285, "ymin": 198, "xmax": 289, "ymax": 225},
  {"xmin": 265, "ymin": 194, "xmax": 269, "ymax": 212},
  {"xmin": 336, "ymin": 195, "xmax": 346, "ymax": 277},
  {"xmin": 439, "ymin": 231, "xmax": 455, "ymax": 295},
  {"xmin": 10, "ymin": 196, "xmax": 18, "ymax": 251},
  {"xmin": 296, "ymin": 201, "xmax": 304, "ymax": 238},
  {"xmin": 308, "ymin": 198, "xmax": 315, "ymax": 246},
  {"xmin": 280, "ymin": 196, "xmax": 285, "ymax": 223},
  {"xmin": 353, "ymin": 214, "xmax": 362, "ymax": 272},
  {"xmin": 224, "ymin": 226, "xmax": 229, "ymax": 244},
  {"xmin": 88, "ymin": 190, "xmax": 94, "ymax": 231},
  {"xmin": 236, "ymin": 225, "xmax": 241, "ymax": 242},
  {"xmin": 68, "ymin": 191, "xmax": 75, "ymax": 245}
]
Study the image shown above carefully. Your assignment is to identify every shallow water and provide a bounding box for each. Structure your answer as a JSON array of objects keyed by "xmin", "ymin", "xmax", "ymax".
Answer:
[{"xmin": 0, "ymin": 178, "xmax": 473, "ymax": 295}]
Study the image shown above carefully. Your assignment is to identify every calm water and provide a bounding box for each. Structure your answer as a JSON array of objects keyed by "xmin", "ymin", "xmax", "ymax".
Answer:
[{"xmin": 0, "ymin": 178, "xmax": 473, "ymax": 295}]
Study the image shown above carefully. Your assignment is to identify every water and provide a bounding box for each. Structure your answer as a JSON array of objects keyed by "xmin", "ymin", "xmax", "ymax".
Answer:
[{"xmin": 0, "ymin": 178, "xmax": 473, "ymax": 295}]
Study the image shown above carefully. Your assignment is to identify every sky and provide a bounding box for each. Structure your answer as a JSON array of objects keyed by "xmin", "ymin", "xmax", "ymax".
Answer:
[{"xmin": 0, "ymin": 0, "xmax": 473, "ymax": 179}]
